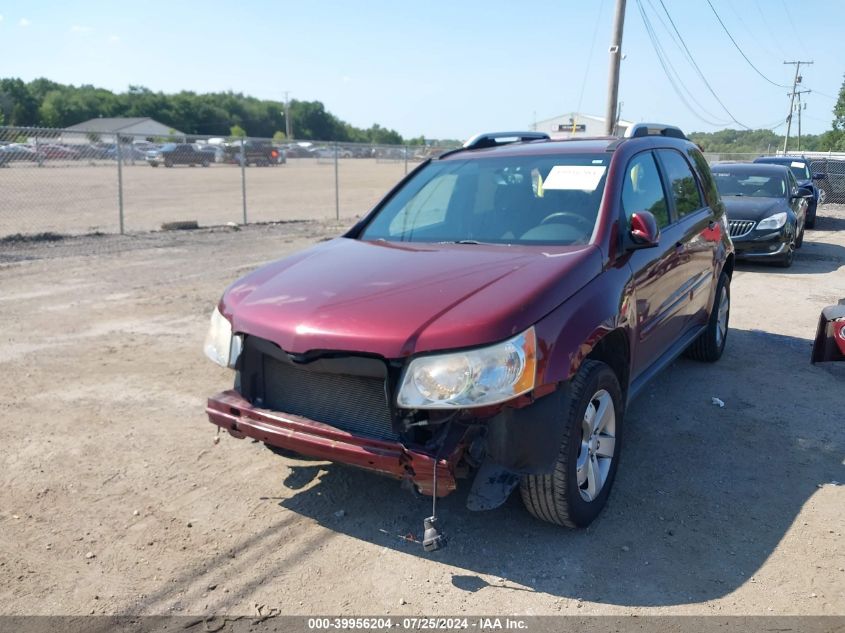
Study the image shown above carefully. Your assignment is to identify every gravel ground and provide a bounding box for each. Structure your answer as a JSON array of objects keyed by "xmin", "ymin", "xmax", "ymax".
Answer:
[
  {"xmin": 0, "ymin": 158, "xmax": 410, "ymax": 238},
  {"xmin": 0, "ymin": 205, "xmax": 843, "ymax": 618}
]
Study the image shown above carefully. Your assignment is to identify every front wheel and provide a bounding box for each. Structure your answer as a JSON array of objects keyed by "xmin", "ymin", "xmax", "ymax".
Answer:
[
  {"xmin": 520, "ymin": 360, "xmax": 623, "ymax": 528},
  {"xmin": 685, "ymin": 270, "xmax": 730, "ymax": 361}
]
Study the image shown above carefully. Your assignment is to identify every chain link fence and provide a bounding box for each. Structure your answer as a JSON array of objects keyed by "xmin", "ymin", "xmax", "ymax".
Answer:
[
  {"xmin": 4, "ymin": 127, "xmax": 843, "ymax": 242},
  {"xmin": 0, "ymin": 125, "xmax": 458, "ymax": 240},
  {"xmin": 704, "ymin": 151, "xmax": 845, "ymax": 205}
]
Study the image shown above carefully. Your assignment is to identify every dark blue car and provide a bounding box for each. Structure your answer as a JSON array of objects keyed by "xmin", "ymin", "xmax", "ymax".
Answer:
[{"xmin": 753, "ymin": 156, "xmax": 825, "ymax": 228}]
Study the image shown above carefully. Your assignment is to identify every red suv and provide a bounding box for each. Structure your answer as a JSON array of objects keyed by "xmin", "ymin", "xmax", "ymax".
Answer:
[{"xmin": 204, "ymin": 125, "xmax": 734, "ymax": 544}]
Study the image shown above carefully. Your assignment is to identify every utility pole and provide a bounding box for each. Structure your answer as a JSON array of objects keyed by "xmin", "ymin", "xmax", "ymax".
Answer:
[
  {"xmin": 783, "ymin": 61, "xmax": 812, "ymax": 153},
  {"xmin": 604, "ymin": 0, "xmax": 627, "ymax": 136},
  {"xmin": 283, "ymin": 91, "xmax": 292, "ymax": 140},
  {"xmin": 795, "ymin": 89, "xmax": 810, "ymax": 150}
]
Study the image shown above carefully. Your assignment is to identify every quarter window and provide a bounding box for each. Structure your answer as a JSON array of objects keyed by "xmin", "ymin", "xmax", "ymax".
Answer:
[
  {"xmin": 621, "ymin": 152, "xmax": 670, "ymax": 228},
  {"xmin": 658, "ymin": 150, "xmax": 703, "ymax": 218}
]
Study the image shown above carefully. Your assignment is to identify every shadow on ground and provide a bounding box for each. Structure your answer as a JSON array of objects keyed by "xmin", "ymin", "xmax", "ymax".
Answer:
[
  {"xmin": 273, "ymin": 328, "xmax": 843, "ymax": 607},
  {"xmin": 735, "ymin": 239, "xmax": 845, "ymax": 275}
]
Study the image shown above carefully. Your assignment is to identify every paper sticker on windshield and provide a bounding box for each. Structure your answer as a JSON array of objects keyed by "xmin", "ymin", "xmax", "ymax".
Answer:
[
  {"xmin": 790, "ymin": 161, "xmax": 805, "ymax": 168},
  {"xmin": 543, "ymin": 165, "xmax": 606, "ymax": 191}
]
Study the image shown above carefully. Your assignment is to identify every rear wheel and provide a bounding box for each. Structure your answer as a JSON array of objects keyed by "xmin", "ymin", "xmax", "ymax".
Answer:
[
  {"xmin": 685, "ymin": 270, "xmax": 730, "ymax": 362},
  {"xmin": 520, "ymin": 360, "xmax": 623, "ymax": 528}
]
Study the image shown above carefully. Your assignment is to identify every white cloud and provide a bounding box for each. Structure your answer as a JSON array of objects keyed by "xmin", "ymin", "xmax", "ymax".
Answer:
[
  {"xmin": 19, "ymin": 17, "xmax": 31, "ymax": 27},
  {"xmin": 70, "ymin": 25, "xmax": 92, "ymax": 33},
  {"xmin": 0, "ymin": 14, "xmax": 4, "ymax": 22},
  {"xmin": 108, "ymin": 34, "xmax": 120, "ymax": 43},
  {"xmin": 342, "ymin": 76, "xmax": 352, "ymax": 84}
]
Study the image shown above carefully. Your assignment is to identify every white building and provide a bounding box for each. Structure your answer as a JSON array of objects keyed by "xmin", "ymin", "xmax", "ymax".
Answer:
[
  {"xmin": 62, "ymin": 117, "xmax": 185, "ymax": 143},
  {"xmin": 532, "ymin": 112, "xmax": 633, "ymax": 139}
]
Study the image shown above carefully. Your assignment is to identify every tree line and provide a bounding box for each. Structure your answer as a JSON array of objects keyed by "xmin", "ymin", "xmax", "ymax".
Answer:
[
  {"xmin": 0, "ymin": 77, "xmax": 424, "ymax": 145},
  {"xmin": 1, "ymin": 75, "xmax": 844, "ymax": 150}
]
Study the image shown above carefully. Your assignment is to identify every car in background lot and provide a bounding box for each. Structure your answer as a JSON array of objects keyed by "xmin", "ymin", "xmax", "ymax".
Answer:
[
  {"xmin": 711, "ymin": 162, "xmax": 810, "ymax": 268},
  {"xmin": 196, "ymin": 144, "xmax": 224, "ymax": 164},
  {"xmin": 203, "ymin": 124, "xmax": 734, "ymax": 542},
  {"xmin": 753, "ymin": 155, "xmax": 825, "ymax": 227},
  {"xmin": 39, "ymin": 144, "xmax": 81, "ymax": 160},
  {"xmin": 221, "ymin": 140, "xmax": 282, "ymax": 166},
  {"xmin": 147, "ymin": 143, "xmax": 211, "ymax": 167},
  {"xmin": 0, "ymin": 143, "xmax": 39, "ymax": 166}
]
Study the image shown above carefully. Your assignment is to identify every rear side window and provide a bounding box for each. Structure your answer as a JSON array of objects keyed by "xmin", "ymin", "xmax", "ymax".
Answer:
[
  {"xmin": 658, "ymin": 149, "xmax": 704, "ymax": 218},
  {"xmin": 688, "ymin": 148, "xmax": 719, "ymax": 207},
  {"xmin": 621, "ymin": 152, "xmax": 670, "ymax": 228}
]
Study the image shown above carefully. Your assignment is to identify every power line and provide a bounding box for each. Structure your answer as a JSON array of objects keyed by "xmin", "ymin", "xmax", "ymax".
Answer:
[
  {"xmin": 656, "ymin": 0, "xmax": 749, "ymax": 128},
  {"xmin": 635, "ymin": 0, "xmax": 731, "ymax": 126},
  {"xmin": 704, "ymin": 0, "xmax": 789, "ymax": 88},
  {"xmin": 644, "ymin": 0, "xmax": 732, "ymax": 124},
  {"xmin": 575, "ymin": 0, "xmax": 606, "ymax": 115}
]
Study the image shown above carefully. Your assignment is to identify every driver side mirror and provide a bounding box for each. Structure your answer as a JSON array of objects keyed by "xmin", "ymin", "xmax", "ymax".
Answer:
[
  {"xmin": 792, "ymin": 187, "xmax": 813, "ymax": 199},
  {"xmin": 628, "ymin": 211, "xmax": 660, "ymax": 249},
  {"xmin": 812, "ymin": 172, "xmax": 826, "ymax": 181}
]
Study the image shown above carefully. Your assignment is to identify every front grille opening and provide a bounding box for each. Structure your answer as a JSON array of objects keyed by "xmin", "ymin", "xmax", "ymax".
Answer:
[
  {"xmin": 262, "ymin": 356, "xmax": 398, "ymax": 441},
  {"xmin": 728, "ymin": 219, "xmax": 755, "ymax": 238}
]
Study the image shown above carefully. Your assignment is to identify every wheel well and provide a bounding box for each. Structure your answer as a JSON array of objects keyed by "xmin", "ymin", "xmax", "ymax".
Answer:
[
  {"xmin": 585, "ymin": 329, "xmax": 630, "ymax": 402},
  {"xmin": 723, "ymin": 253, "xmax": 735, "ymax": 279}
]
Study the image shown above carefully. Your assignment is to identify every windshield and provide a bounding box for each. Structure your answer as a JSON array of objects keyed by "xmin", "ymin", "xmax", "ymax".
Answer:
[
  {"xmin": 161, "ymin": 143, "xmax": 177, "ymax": 151},
  {"xmin": 712, "ymin": 171, "xmax": 786, "ymax": 198},
  {"xmin": 360, "ymin": 153, "xmax": 608, "ymax": 245},
  {"xmin": 787, "ymin": 161, "xmax": 810, "ymax": 180}
]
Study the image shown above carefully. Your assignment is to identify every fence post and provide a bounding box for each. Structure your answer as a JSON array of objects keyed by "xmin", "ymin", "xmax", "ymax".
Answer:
[
  {"xmin": 34, "ymin": 135, "xmax": 44, "ymax": 167},
  {"xmin": 116, "ymin": 141, "xmax": 125, "ymax": 234},
  {"xmin": 404, "ymin": 145, "xmax": 408, "ymax": 174},
  {"xmin": 240, "ymin": 138, "xmax": 248, "ymax": 224},
  {"xmin": 334, "ymin": 142, "xmax": 340, "ymax": 221}
]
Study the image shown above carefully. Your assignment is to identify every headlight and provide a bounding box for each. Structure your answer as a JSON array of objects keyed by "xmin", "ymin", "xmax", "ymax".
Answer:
[
  {"xmin": 396, "ymin": 328, "xmax": 537, "ymax": 409},
  {"xmin": 757, "ymin": 212, "xmax": 787, "ymax": 231},
  {"xmin": 203, "ymin": 307, "xmax": 242, "ymax": 368}
]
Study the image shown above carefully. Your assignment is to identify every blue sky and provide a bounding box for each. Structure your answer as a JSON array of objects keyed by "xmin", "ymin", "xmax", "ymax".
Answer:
[{"xmin": 0, "ymin": 0, "xmax": 842, "ymax": 139}]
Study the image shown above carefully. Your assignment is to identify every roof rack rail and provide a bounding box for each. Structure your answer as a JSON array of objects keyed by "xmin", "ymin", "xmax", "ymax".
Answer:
[
  {"xmin": 462, "ymin": 131, "xmax": 550, "ymax": 150},
  {"xmin": 624, "ymin": 123, "xmax": 687, "ymax": 140}
]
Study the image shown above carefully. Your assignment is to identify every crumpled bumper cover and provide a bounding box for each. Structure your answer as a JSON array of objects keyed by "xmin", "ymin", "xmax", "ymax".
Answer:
[{"xmin": 206, "ymin": 390, "xmax": 457, "ymax": 496}]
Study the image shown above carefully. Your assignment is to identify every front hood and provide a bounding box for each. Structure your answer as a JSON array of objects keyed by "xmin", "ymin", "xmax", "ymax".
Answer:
[
  {"xmin": 221, "ymin": 238, "xmax": 602, "ymax": 358},
  {"xmin": 723, "ymin": 197, "xmax": 786, "ymax": 222}
]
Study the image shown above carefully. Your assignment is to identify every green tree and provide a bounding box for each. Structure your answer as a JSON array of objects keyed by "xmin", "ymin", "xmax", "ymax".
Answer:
[
  {"xmin": 229, "ymin": 124, "xmax": 247, "ymax": 138},
  {"xmin": 272, "ymin": 130, "xmax": 287, "ymax": 142}
]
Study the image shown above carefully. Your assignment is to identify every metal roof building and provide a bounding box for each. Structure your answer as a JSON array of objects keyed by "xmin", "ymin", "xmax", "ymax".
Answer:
[{"xmin": 62, "ymin": 117, "xmax": 184, "ymax": 142}]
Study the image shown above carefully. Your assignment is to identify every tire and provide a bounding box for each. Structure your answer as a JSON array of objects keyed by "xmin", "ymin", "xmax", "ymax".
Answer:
[
  {"xmin": 806, "ymin": 202, "xmax": 817, "ymax": 229},
  {"xmin": 796, "ymin": 226, "xmax": 804, "ymax": 248},
  {"xmin": 776, "ymin": 241, "xmax": 795, "ymax": 268},
  {"xmin": 150, "ymin": 163, "xmax": 158, "ymax": 168},
  {"xmin": 685, "ymin": 270, "xmax": 730, "ymax": 362},
  {"xmin": 164, "ymin": 160, "xmax": 173, "ymax": 168},
  {"xmin": 202, "ymin": 160, "xmax": 210, "ymax": 167},
  {"xmin": 520, "ymin": 360, "xmax": 623, "ymax": 528}
]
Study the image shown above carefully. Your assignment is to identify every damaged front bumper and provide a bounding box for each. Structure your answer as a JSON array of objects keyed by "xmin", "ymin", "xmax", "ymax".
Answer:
[{"xmin": 206, "ymin": 390, "xmax": 459, "ymax": 496}]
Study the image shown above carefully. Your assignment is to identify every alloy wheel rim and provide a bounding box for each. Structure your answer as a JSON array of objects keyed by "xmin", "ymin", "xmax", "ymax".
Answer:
[
  {"xmin": 716, "ymin": 285, "xmax": 729, "ymax": 347},
  {"xmin": 576, "ymin": 389, "xmax": 616, "ymax": 502}
]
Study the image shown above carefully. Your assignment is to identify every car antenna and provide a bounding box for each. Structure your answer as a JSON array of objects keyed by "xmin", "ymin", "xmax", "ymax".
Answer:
[{"xmin": 422, "ymin": 429, "xmax": 449, "ymax": 552}]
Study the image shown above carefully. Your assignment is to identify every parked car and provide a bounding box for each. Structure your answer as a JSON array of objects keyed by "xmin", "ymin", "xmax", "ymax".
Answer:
[
  {"xmin": 0, "ymin": 143, "xmax": 38, "ymax": 165},
  {"xmin": 753, "ymin": 155, "xmax": 825, "ymax": 228},
  {"xmin": 204, "ymin": 125, "xmax": 733, "ymax": 546},
  {"xmin": 221, "ymin": 140, "xmax": 281, "ymax": 166},
  {"xmin": 196, "ymin": 144, "xmax": 224, "ymax": 163},
  {"xmin": 282, "ymin": 143, "xmax": 316, "ymax": 158},
  {"xmin": 147, "ymin": 143, "xmax": 211, "ymax": 167},
  {"xmin": 811, "ymin": 299, "xmax": 845, "ymax": 363},
  {"xmin": 38, "ymin": 144, "xmax": 81, "ymax": 160},
  {"xmin": 711, "ymin": 162, "xmax": 810, "ymax": 267}
]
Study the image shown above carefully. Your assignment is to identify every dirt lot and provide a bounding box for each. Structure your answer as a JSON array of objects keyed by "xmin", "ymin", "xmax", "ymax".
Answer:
[
  {"xmin": 0, "ymin": 158, "xmax": 409, "ymax": 238},
  {"xmin": 1, "ymin": 205, "xmax": 843, "ymax": 618}
]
